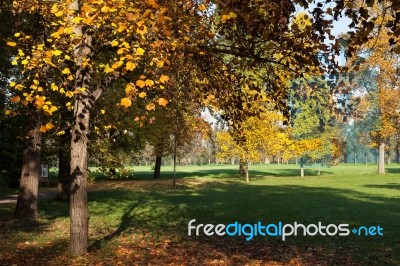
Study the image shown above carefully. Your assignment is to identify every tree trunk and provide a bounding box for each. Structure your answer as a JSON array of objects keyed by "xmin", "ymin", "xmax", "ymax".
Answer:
[
  {"xmin": 153, "ymin": 155, "xmax": 162, "ymax": 179},
  {"xmin": 343, "ymin": 152, "xmax": 348, "ymax": 163},
  {"xmin": 378, "ymin": 142, "xmax": 385, "ymax": 174},
  {"xmin": 14, "ymin": 109, "xmax": 42, "ymax": 220},
  {"xmin": 396, "ymin": 144, "xmax": 400, "ymax": 164},
  {"xmin": 69, "ymin": 94, "xmax": 92, "ymax": 256},
  {"xmin": 173, "ymin": 136, "xmax": 177, "ymax": 186},
  {"xmin": 239, "ymin": 159, "xmax": 249, "ymax": 182},
  {"xmin": 55, "ymin": 128, "xmax": 71, "ymax": 201},
  {"xmin": 68, "ymin": 0, "xmax": 98, "ymax": 256},
  {"xmin": 365, "ymin": 152, "xmax": 368, "ymax": 165},
  {"xmin": 300, "ymin": 158, "xmax": 304, "ymax": 177}
]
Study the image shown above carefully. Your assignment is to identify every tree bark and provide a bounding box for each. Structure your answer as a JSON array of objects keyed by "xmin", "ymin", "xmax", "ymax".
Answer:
[
  {"xmin": 239, "ymin": 159, "xmax": 249, "ymax": 182},
  {"xmin": 14, "ymin": 108, "xmax": 42, "ymax": 220},
  {"xmin": 378, "ymin": 142, "xmax": 385, "ymax": 174},
  {"xmin": 68, "ymin": 0, "xmax": 98, "ymax": 256},
  {"xmin": 153, "ymin": 155, "xmax": 162, "ymax": 179},
  {"xmin": 69, "ymin": 94, "xmax": 91, "ymax": 256},
  {"xmin": 55, "ymin": 128, "xmax": 71, "ymax": 201},
  {"xmin": 173, "ymin": 136, "xmax": 177, "ymax": 186}
]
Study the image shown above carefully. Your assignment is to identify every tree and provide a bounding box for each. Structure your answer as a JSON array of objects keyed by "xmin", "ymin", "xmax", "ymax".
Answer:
[
  {"xmin": 216, "ymin": 110, "xmax": 289, "ymax": 182},
  {"xmin": 5, "ymin": 0, "xmax": 345, "ymax": 255},
  {"xmin": 343, "ymin": 4, "xmax": 400, "ymax": 173}
]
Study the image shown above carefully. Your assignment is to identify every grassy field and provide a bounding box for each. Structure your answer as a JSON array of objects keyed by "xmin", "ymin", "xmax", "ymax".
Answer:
[{"xmin": 0, "ymin": 163, "xmax": 399, "ymax": 265}]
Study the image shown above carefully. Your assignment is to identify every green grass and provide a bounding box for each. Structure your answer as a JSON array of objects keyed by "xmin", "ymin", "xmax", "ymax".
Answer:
[{"xmin": 1, "ymin": 163, "xmax": 399, "ymax": 265}]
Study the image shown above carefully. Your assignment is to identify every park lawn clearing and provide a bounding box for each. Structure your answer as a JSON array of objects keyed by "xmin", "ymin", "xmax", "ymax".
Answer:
[{"xmin": 0, "ymin": 164, "xmax": 399, "ymax": 265}]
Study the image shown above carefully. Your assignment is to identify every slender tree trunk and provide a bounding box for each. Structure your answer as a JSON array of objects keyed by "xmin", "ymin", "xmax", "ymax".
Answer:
[
  {"xmin": 396, "ymin": 144, "xmax": 400, "ymax": 164},
  {"xmin": 378, "ymin": 142, "xmax": 385, "ymax": 174},
  {"xmin": 239, "ymin": 159, "xmax": 246, "ymax": 175},
  {"xmin": 239, "ymin": 159, "xmax": 249, "ymax": 182},
  {"xmin": 153, "ymin": 155, "xmax": 162, "ymax": 179},
  {"xmin": 365, "ymin": 152, "xmax": 368, "ymax": 165},
  {"xmin": 14, "ymin": 109, "xmax": 42, "ymax": 220},
  {"xmin": 300, "ymin": 158, "xmax": 304, "ymax": 177},
  {"xmin": 55, "ymin": 128, "xmax": 71, "ymax": 201},
  {"xmin": 173, "ymin": 136, "xmax": 177, "ymax": 186}
]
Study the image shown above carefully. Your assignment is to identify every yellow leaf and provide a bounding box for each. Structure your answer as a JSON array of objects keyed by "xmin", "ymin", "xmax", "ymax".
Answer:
[
  {"xmin": 111, "ymin": 40, "xmax": 119, "ymax": 47},
  {"xmin": 14, "ymin": 33, "xmax": 21, "ymax": 37},
  {"xmin": 6, "ymin": 42, "xmax": 16, "ymax": 47},
  {"xmin": 21, "ymin": 59, "xmax": 28, "ymax": 65},
  {"xmin": 125, "ymin": 83, "xmax": 135, "ymax": 93},
  {"xmin": 65, "ymin": 91, "xmax": 74, "ymax": 98},
  {"xmin": 198, "ymin": 4, "xmax": 206, "ymax": 11},
  {"xmin": 101, "ymin": 6, "xmax": 110, "ymax": 13},
  {"xmin": 55, "ymin": 11, "xmax": 63, "ymax": 17},
  {"xmin": 5, "ymin": 110, "xmax": 11, "ymax": 115},
  {"xmin": 11, "ymin": 60, "xmax": 18, "ymax": 65},
  {"xmin": 39, "ymin": 126, "xmax": 48, "ymax": 133},
  {"xmin": 139, "ymin": 92, "xmax": 147, "ymax": 98},
  {"xmin": 136, "ymin": 24, "xmax": 148, "ymax": 37},
  {"xmin": 51, "ymin": 83, "xmax": 59, "ymax": 91},
  {"xmin": 221, "ymin": 15, "xmax": 230, "ymax": 23},
  {"xmin": 120, "ymin": 97, "xmax": 132, "ymax": 108},
  {"xmin": 10, "ymin": 96, "xmax": 20, "ymax": 103},
  {"xmin": 56, "ymin": 130, "xmax": 65, "ymax": 136},
  {"xmin": 35, "ymin": 97, "xmax": 45, "ymax": 108},
  {"xmin": 10, "ymin": 82, "xmax": 16, "ymax": 87},
  {"xmin": 134, "ymin": 116, "xmax": 140, "ymax": 122},
  {"xmin": 145, "ymin": 0, "xmax": 159, "ymax": 9},
  {"xmin": 136, "ymin": 80, "xmax": 146, "ymax": 88},
  {"xmin": 157, "ymin": 60, "xmax": 164, "ymax": 67},
  {"xmin": 15, "ymin": 84, "xmax": 24, "ymax": 90},
  {"xmin": 46, "ymin": 122, "xmax": 54, "ymax": 130},
  {"xmin": 61, "ymin": 68, "xmax": 71, "ymax": 75},
  {"xmin": 158, "ymin": 97, "xmax": 169, "ymax": 107},
  {"xmin": 104, "ymin": 64, "xmax": 114, "ymax": 73},
  {"xmin": 112, "ymin": 61, "xmax": 123, "ymax": 69},
  {"xmin": 159, "ymin": 74, "xmax": 170, "ymax": 84},
  {"xmin": 52, "ymin": 50, "xmax": 62, "ymax": 56},
  {"xmin": 145, "ymin": 79, "xmax": 154, "ymax": 87},
  {"xmin": 136, "ymin": 47, "xmax": 145, "ymax": 55},
  {"xmin": 117, "ymin": 48, "xmax": 125, "ymax": 55},
  {"xmin": 100, "ymin": 109, "xmax": 106, "ymax": 114},
  {"xmin": 50, "ymin": 106, "xmax": 58, "ymax": 112},
  {"xmin": 126, "ymin": 61, "xmax": 136, "ymax": 71},
  {"xmin": 229, "ymin": 11, "xmax": 237, "ymax": 18},
  {"xmin": 71, "ymin": 17, "xmax": 83, "ymax": 24},
  {"xmin": 146, "ymin": 103, "xmax": 156, "ymax": 111}
]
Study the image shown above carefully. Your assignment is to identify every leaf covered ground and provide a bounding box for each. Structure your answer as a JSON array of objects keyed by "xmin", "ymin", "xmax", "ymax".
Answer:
[{"xmin": 1, "ymin": 164, "xmax": 399, "ymax": 265}]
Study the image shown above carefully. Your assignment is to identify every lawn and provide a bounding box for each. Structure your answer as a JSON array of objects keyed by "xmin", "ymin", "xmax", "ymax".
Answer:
[{"xmin": 0, "ymin": 163, "xmax": 399, "ymax": 265}]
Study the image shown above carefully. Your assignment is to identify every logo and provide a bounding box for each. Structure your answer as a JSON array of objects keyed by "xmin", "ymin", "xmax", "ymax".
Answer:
[{"xmin": 188, "ymin": 219, "xmax": 384, "ymax": 241}]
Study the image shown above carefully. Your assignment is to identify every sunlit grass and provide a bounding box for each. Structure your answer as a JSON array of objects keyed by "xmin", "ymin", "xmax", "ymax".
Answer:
[{"xmin": 1, "ymin": 163, "xmax": 399, "ymax": 264}]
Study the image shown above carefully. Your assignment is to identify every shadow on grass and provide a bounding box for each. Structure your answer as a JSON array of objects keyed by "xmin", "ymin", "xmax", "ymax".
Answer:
[
  {"xmin": 85, "ymin": 182, "xmax": 399, "ymax": 265},
  {"xmin": 385, "ymin": 167, "xmax": 400, "ymax": 174},
  {"xmin": 364, "ymin": 183, "xmax": 400, "ymax": 190},
  {"xmin": 107, "ymin": 167, "xmax": 334, "ymax": 181}
]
